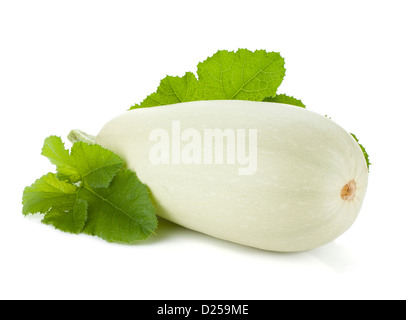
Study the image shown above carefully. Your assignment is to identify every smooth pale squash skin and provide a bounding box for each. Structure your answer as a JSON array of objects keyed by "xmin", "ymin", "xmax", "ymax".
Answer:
[{"xmin": 95, "ymin": 100, "xmax": 368, "ymax": 252}]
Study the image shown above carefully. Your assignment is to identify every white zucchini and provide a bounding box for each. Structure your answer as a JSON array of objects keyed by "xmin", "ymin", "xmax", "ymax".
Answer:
[{"xmin": 95, "ymin": 100, "xmax": 368, "ymax": 252}]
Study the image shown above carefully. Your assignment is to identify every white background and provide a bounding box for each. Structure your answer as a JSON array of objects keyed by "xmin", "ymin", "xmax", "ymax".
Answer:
[{"xmin": 1, "ymin": 0, "xmax": 405, "ymax": 300}]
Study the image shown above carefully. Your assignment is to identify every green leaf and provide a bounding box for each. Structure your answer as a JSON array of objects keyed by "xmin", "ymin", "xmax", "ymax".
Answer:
[
  {"xmin": 41, "ymin": 136, "xmax": 80, "ymax": 183},
  {"xmin": 79, "ymin": 169, "xmax": 157, "ymax": 243},
  {"xmin": 22, "ymin": 172, "xmax": 78, "ymax": 216},
  {"xmin": 263, "ymin": 94, "xmax": 306, "ymax": 108},
  {"xmin": 130, "ymin": 49, "xmax": 286, "ymax": 109},
  {"xmin": 42, "ymin": 199, "xmax": 88, "ymax": 234},
  {"xmin": 23, "ymin": 136, "xmax": 157, "ymax": 243},
  {"xmin": 350, "ymin": 133, "xmax": 371, "ymax": 171},
  {"xmin": 41, "ymin": 136, "xmax": 124, "ymax": 188},
  {"xmin": 70, "ymin": 142, "xmax": 124, "ymax": 188},
  {"xmin": 195, "ymin": 49, "xmax": 285, "ymax": 101},
  {"xmin": 131, "ymin": 72, "xmax": 198, "ymax": 109}
]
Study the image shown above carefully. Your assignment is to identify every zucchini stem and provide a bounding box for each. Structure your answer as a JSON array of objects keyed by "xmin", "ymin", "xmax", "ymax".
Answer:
[{"xmin": 68, "ymin": 129, "xmax": 96, "ymax": 145}]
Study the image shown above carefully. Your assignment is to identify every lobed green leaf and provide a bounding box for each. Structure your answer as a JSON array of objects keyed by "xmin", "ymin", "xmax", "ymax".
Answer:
[
  {"xmin": 350, "ymin": 133, "xmax": 371, "ymax": 171},
  {"xmin": 131, "ymin": 72, "xmax": 198, "ymax": 109},
  {"xmin": 22, "ymin": 172, "xmax": 78, "ymax": 216},
  {"xmin": 130, "ymin": 49, "xmax": 286, "ymax": 109},
  {"xmin": 42, "ymin": 199, "xmax": 88, "ymax": 234},
  {"xmin": 79, "ymin": 169, "xmax": 157, "ymax": 243},
  {"xmin": 263, "ymin": 94, "xmax": 306, "ymax": 108},
  {"xmin": 23, "ymin": 137, "xmax": 157, "ymax": 242},
  {"xmin": 42, "ymin": 136, "xmax": 81, "ymax": 183},
  {"xmin": 70, "ymin": 142, "xmax": 124, "ymax": 188},
  {"xmin": 195, "ymin": 49, "xmax": 285, "ymax": 101}
]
